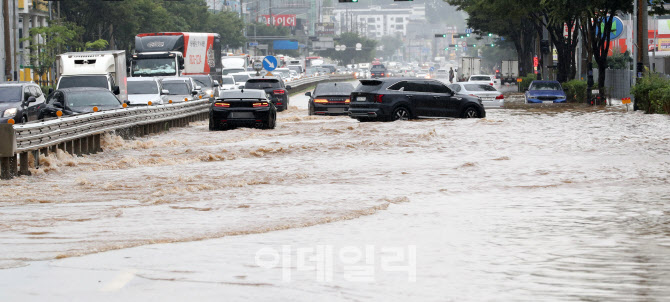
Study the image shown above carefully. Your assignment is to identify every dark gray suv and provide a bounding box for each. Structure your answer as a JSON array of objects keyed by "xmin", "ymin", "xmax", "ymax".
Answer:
[
  {"xmin": 348, "ymin": 78, "xmax": 486, "ymax": 122},
  {"xmin": 0, "ymin": 82, "xmax": 47, "ymax": 124}
]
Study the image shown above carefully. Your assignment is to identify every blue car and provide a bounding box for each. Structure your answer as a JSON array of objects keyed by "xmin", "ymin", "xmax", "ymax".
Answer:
[{"xmin": 524, "ymin": 80, "xmax": 567, "ymax": 104}]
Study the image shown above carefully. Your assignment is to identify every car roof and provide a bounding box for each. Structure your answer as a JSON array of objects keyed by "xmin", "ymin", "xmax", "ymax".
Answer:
[
  {"xmin": 0, "ymin": 82, "xmax": 37, "ymax": 87},
  {"xmin": 219, "ymin": 89, "xmax": 267, "ymax": 98},
  {"xmin": 57, "ymin": 87, "xmax": 111, "ymax": 92},
  {"xmin": 161, "ymin": 77, "xmax": 191, "ymax": 81},
  {"xmin": 531, "ymin": 80, "xmax": 560, "ymax": 84},
  {"xmin": 248, "ymin": 76, "xmax": 281, "ymax": 80},
  {"xmin": 128, "ymin": 77, "xmax": 159, "ymax": 81}
]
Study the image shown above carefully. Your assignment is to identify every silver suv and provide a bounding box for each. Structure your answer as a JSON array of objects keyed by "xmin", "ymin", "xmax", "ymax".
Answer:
[{"xmin": 0, "ymin": 82, "xmax": 47, "ymax": 123}]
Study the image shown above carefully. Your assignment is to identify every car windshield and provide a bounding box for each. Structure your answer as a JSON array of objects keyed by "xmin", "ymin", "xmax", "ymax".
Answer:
[
  {"xmin": 221, "ymin": 77, "xmax": 235, "ymax": 84},
  {"xmin": 191, "ymin": 76, "xmax": 212, "ymax": 88},
  {"xmin": 58, "ymin": 75, "xmax": 108, "ymax": 89},
  {"xmin": 314, "ymin": 83, "xmax": 355, "ymax": 95},
  {"xmin": 464, "ymin": 84, "xmax": 497, "ymax": 92},
  {"xmin": 232, "ymin": 74, "xmax": 250, "ymax": 83},
  {"xmin": 223, "ymin": 68, "xmax": 245, "ymax": 75},
  {"xmin": 128, "ymin": 81, "xmax": 158, "ymax": 94},
  {"xmin": 0, "ymin": 87, "xmax": 21, "ymax": 103},
  {"xmin": 470, "ymin": 76, "xmax": 491, "ymax": 81},
  {"xmin": 162, "ymin": 82, "xmax": 190, "ymax": 95},
  {"xmin": 132, "ymin": 58, "xmax": 177, "ymax": 76},
  {"xmin": 246, "ymin": 80, "xmax": 279, "ymax": 89},
  {"xmin": 355, "ymin": 80, "xmax": 383, "ymax": 93},
  {"xmin": 371, "ymin": 65, "xmax": 386, "ymax": 70},
  {"xmin": 531, "ymin": 82, "xmax": 562, "ymax": 91},
  {"xmin": 67, "ymin": 91, "xmax": 120, "ymax": 107}
]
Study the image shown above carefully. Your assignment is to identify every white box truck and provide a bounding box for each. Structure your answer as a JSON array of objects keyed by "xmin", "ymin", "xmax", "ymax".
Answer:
[
  {"xmin": 501, "ymin": 60, "xmax": 519, "ymax": 84},
  {"xmin": 459, "ymin": 57, "xmax": 481, "ymax": 82},
  {"xmin": 56, "ymin": 50, "xmax": 128, "ymax": 102}
]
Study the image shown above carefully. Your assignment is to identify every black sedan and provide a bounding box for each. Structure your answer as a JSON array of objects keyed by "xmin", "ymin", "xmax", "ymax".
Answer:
[
  {"xmin": 209, "ymin": 89, "xmax": 277, "ymax": 130},
  {"xmin": 305, "ymin": 82, "xmax": 355, "ymax": 115},
  {"xmin": 39, "ymin": 88, "xmax": 125, "ymax": 119},
  {"xmin": 348, "ymin": 78, "xmax": 486, "ymax": 122}
]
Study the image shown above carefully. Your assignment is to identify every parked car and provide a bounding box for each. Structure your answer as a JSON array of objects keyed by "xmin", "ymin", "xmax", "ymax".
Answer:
[
  {"xmin": 39, "ymin": 88, "xmax": 125, "ymax": 118},
  {"xmin": 231, "ymin": 72, "xmax": 251, "ymax": 89},
  {"xmin": 209, "ymin": 89, "xmax": 276, "ymax": 130},
  {"xmin": 127, "ymin": 77, "xmax": 168, "ymax": 106},
  {"xmin": 0, "ymin": 82, "xmax": 46, "ymax": 123},
  {"xmin": 219, "ymin": 75, "xmax": 238, "ymax": 91},
  {"xmin": 348, "ymin": 78, "xmax": 486, "ymax": 122},
  {"xmin": 370, "ymin": 64, "xmax": 388, "ymax": 78},
  {"xmin": 190, "ymin": 75, "xmax": 221, "ymax": 98},
  {"xmin": 160, "ymin": 79, "xmax": 197, "ymax": 103},
  {"xmin": 449, "ymin": 83, "xmax": 505, "ymax": 108},
  {"xmin": 524, "ymin": 80, "xmax": 567, "ymax": 104},
  {"xmin": 306, "ymin": 82, "xmax": 355, "ymax": 116},
  {"xmin": 243, "ymin": 76, "xmax": 291, "ymax": 111}
]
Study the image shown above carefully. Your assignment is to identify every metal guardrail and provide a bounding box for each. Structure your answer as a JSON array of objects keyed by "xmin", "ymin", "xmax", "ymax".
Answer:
[{"xmin": 0, "ymin": 74, "xmax": 354, "ymax": 180}]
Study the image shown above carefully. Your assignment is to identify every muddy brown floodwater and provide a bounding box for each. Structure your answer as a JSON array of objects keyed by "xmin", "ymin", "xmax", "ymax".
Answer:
[{"xmin": 0, "ymin": 92, "xmax": 669, "ymax": 301}]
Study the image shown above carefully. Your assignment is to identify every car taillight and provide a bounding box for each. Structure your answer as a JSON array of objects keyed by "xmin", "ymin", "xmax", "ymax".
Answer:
[
  {"xmin": 214, "ymin": 102, "xmax": 230, "ymax": 107},
  {"xmin": 490, "ymin": 83, "xmax": 494, "ymax": 86},
  {"xmin": 375, "ymin": 95, "xmax": 384, "ymax": 103},
  {"xmin": 381, "ymin": 73, "xmax": 385, "ymax": 77},
  {"xmin": 314, "ymin": 99, "xmax": 329, "ymax": 103},
  {"xmin": 253, "ymin": 102, "xmax": 269, "ymax": 107},
  {"xmin": 273, "ymin": 89, "xmax": 286, "ymax": 95},
  {"xmin": 345, "ymin": 98, "xmax": 350, "ymax": 104},
  {"xmin": 495, "ymin": 94, "xmax": 504, "ymax": 100},
  {"xmin": 469, "ymin": 94, "xmax": 478, "ymax": 97}
]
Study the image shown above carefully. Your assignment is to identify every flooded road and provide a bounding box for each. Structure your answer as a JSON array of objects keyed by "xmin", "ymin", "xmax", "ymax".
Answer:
[{"xmin": 1, "ymin": 89, "xmax": 669, "ymax": 301}]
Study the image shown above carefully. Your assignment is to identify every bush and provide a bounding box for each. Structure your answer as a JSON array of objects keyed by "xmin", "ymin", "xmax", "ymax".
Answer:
[
  {"xmin": 519, "ymin": 73, "xmax": 537, "ymax": 91},
  {"xmin": 648, "ymin": 86, "xmax": 670, "ymax": 114},
  {"xmin": 562, "ymin": 80, "xmax": 587, "ymax": 103},
  {"xmin": 630, "ymin": 72, "xmax": 669, "ymax": 114}
]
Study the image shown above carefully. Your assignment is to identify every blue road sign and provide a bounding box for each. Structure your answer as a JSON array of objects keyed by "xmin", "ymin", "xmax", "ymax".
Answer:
[
  {"xmin": 430, "ymin": 67, "xmax": 435, "ymax": 72},
  {"xmin": 262, "ymin": 56, "xmax": 278, "ymax": 71},
  {"xmin": 465, "ymin": 28, "xmax": 473, "ymax": 34},
  {"xmin": 249, "ymin": 42, "xmax": 259, "ymax": 47}
]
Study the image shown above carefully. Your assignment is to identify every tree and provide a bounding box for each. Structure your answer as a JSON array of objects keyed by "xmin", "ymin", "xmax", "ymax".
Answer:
[
  {"xmin": 20, "ymin": 21, "xmax": 82, "ymax": 86},
  {"xmin": 379, "ymin": 35, "xmax": 403, "ymax": 60},
  {"xmin": 316, "ymin": 32, "xmax": 377, "ymax": 65}
]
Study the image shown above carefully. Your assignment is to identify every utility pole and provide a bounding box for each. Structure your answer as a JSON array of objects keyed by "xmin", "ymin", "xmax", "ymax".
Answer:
[
  {"xmin": 3, "ymin": 0, "xmax": 12, "ymax": 81},
  {"xmin": 636, "ymin": 0, "xmax": 649, "ymax": 72}
]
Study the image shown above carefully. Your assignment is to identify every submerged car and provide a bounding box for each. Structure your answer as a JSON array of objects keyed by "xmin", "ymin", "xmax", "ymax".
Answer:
[
  {"xmin": 348, "ymin": 78, "xmax": 486, "ymax": 122},
  {"xmin": 0, "ymin": 82, "xmax": 46, "ymax": 124},
  {"xmin": 160, "ymin": 80, "xmax": 196, "ymax": 103},
  {"xmin": 209, "ymin": 89, "xmax": 276, "ymax": 130},
  {"xmin": 449, "ymin": 83, "xmax": 505, "ymax": 109},
  {"xmin": 524, "ymin": 80, "xmax": 567, "ymax": 104},
  {"xmin": 306, "ymin": 82, "xmax": 355, "ymax": 116},
  {"xmin": 243, "ymin": 77, "xmax": 291, "ymax": 111},
  {"xmin": 127, "ymin": 77, "xmax": 168, "ymax": 106},
  {"xmin": 39, "ymin": 88, "xmax": 124, "ymax": 118}
]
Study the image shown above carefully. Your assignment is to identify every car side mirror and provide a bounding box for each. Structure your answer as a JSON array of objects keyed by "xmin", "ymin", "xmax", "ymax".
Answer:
[
  {"xmin": 195, "ymin": 85, "xmax": 202, "ymax": 91},
  {"xmin": 213, "ymin": 80, "xmax": 220, "ymax": 87},
  {"xmin": 286, "ymin": 85, "xmax": 292, "ymax": 90},
  {"xmin": 113, "ymin": 85, "xmax": 120, "ymax": 95},
  {"xmin": 123, "ymin": 100, "xmax": 131, "ymax": 105},
  {"xmin": 191, "ymin": 90, "xmax": 198, "ymax": 96},
  {"xmin": 304, "ymin": 91, "xmax": 311, "ymax": 97},
  {"xmin": 161, "ymin": 89, "xmax": 169, "ymax": 95},
  {"xmin": 25, "ymin": 96, "xmax": 37, "ymax": 104},
  {"xmin": 53, "ymin": 101, "xmax": 64, "ymax": 109},
  {"xmin": 48, "ymin": 88, "xmax": 54, "ymax": 95}
]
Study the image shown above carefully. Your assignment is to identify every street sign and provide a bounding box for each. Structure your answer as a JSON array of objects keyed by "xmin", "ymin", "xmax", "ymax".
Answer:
[
  {"xmin": 516, "ymin": 78, "xmax": 523, "ymax": 83},
  {"xmin": 249, "ymin": 42, "xmax": 259, "ymax": 47},
  {"xmin": 253, "ymin": 61, "xmax": 263, "ymax": 71},
  {"xmin": 262, "ymin": 56, "xmax": 278, "ymax": 71},
  {"xmin": 430, "ymin": 67, "xmax": 435, "ymax": 72},
  {"xmin": 465, "ymin": 28, "xmax": 473, "ymax": 34},
  {"xmin": 622, "ymin": 97, "xmax": 631, "ymax": 104}
]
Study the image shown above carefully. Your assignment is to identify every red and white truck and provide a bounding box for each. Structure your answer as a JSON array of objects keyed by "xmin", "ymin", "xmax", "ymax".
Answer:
[{"xmin": 130, "ymin": 32, "xmax": 222, "ymax": 79}]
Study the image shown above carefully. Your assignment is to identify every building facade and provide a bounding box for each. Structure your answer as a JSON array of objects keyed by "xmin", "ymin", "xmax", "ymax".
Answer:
[{"xmin": 331, "ymin": 4, "xmax": 426, "ymax": 39}]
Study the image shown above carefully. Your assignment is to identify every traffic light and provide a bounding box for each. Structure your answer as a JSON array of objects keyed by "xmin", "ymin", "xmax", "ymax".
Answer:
[
  {"xmin": 490, "ymin": 43, "xmax": 495, "ymax": 47},
  {"xmin": 467, "ymin": 33, "xmax": 471, "ymax": 37},
  {"xmin": 339, "ymin": 0, "xmax": 358, "ymax": 2},
  {"xmin": 457, "ymin": 33, "xmax": 467, "ymax": 39},
  {"xmin": 471, "ymin": 44, "xmax": 477, "ymax": 47},
  {"xmin": 488, "ymin": 33, "xmax": 493, "ymax": 37},
  {"xmin": 435, "ymin": 34, "xmax": 447, "ymax": 38}
]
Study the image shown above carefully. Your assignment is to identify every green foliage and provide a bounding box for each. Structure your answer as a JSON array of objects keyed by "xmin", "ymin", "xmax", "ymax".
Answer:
[
  {"xmin": 607, "ymin": 50, "xmax": 632, "ymax": 70},
  {"xmin": 561, "ymin": 80, "xmax": 587, "ymax": 103},
  {"xmin": 378, "ymin": 36, "xmax": 403, "ymax": 59},
  {"xmin": 519, "ymin": 73, "xmax": 537, "ymax": 91},
  {"xmin": 85, "ymin": 39, "xmax": 109, "ymax": 51},
  {"xmin": 630, "ymin": 72, "xmax": 669, "ymax": 114},
  {"xmin": 20, "ymin": 21, "xmax": 83, "ymax": 85}
]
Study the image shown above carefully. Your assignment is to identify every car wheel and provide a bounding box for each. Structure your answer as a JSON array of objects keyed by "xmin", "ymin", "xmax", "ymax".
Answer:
[
  {"xmin": 461, "ymin": 106, "xmax": 480, "ymax": 118},
  {"xmin": 391, "ymin": 106, "xmax": 411, "ymax": 121},
  {"xmin": 308, "ymin": 103, "xmax": 314, "ymax": 116},
  {"xmin": 20, "ymin": 115, "xmax": 27, "ymax": 124},
  {"xmin": 208, "ymin": 116, "xmax": 219, "ymax": 131}
]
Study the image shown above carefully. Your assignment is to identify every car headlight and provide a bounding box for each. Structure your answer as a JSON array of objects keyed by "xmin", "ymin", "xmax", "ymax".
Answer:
[
  {"xmin": 3, "ymin": 108, "xmax": 17, "ymax": 118},
  {"xmin": 205, "ymin": 89, "xmax": 213, "ymax": 95}
]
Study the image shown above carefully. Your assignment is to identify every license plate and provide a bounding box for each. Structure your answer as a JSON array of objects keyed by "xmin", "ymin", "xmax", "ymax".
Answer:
[
  {"xmin": 356, "ymin": 96, "xmax": 367, "ymax": 102},
  {"xmin": 482, "ymin": 98, "xmax": 494, "ymax": 101},
  {"xmin": 229, "ymin": 112, "xmax": 254, "ymax": 119},
  {"xmin": 542, "ymin": 101, "xmax": 553, "ymax": 104},
  {"xmin": 328, "ymin": 108, "xmax": 345, "ymax": 113}
]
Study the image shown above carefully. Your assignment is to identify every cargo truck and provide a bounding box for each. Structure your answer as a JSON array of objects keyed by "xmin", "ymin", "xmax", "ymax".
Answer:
[
  {"xmin": 500, "ymin": 60, "xmax": 519, "ymax": 85},
  {"xmin": 131, "ymin": 32, "xmax": 222, "ymax": 79},
  {"xmin": 56, "ymin": 50, "xmax": 128, "ymax": 102},
  {"xmin": 459, "ymin": 57, "xmax": 481, "ymax": 82}
]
